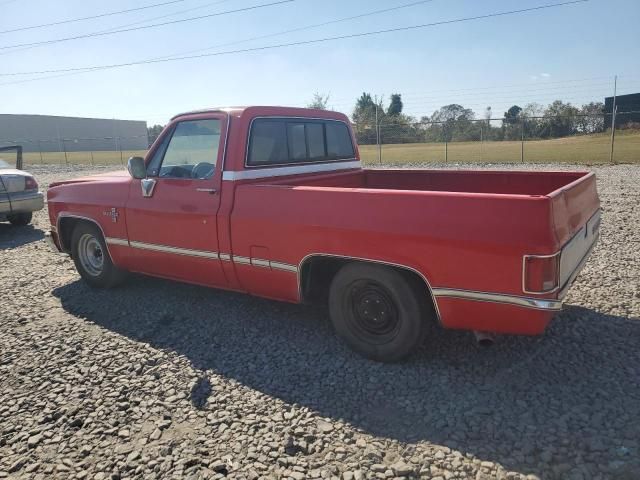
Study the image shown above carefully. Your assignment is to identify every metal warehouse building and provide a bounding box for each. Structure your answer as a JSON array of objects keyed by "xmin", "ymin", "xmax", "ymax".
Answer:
[
  {"xmin": 0, "ymin": 114, "xmax": 148, "ymax": 153},
  {"xmin": 605, "ymin": 93, "xmax": 640, "ymax": 129}
]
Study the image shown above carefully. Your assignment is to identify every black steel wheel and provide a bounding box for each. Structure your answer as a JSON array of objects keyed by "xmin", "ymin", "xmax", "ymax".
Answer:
[{"xmin": 329, "ymin": 262, "xmax": 430, "ymax": 362}]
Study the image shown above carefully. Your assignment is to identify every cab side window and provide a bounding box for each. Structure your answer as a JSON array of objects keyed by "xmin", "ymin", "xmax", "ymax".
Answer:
[{"xmin": 148, "ymin": 119, "xmax": 221, "ymax": 179}]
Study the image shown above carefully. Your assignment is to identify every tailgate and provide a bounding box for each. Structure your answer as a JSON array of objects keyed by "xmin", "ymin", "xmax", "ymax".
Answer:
[
  {"xmin": 548, "ymin": 171, "xmax": 600, "ymax": 296},
  {"xmin": 549, "ymin": 172, "xmax": 599, "ymax": 245},
  {"xmin": 558, "ymin": 209, "xmax": 600, "ymax": 296}
]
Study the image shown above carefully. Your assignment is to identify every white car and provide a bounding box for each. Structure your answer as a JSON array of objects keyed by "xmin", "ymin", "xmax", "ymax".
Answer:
[{"xmin": 0, "ymin": 146, "xmax": 44, "ymax": 226}]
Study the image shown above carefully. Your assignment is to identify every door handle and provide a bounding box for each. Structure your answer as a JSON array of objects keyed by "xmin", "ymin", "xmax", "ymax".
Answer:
[{"xmin": 196, "ymin": 188, "xmax": 217, "ymax": 194}]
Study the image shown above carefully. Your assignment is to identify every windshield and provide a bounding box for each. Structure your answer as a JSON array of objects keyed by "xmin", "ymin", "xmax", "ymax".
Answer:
[{"xmin": 0, "ymin": 158, "xmax": 12, "ymax": 169}]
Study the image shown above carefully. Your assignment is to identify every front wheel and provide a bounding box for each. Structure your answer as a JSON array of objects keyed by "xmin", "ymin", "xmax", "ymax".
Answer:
[
  {"xmin": 329, "ymin": 263, "xmax": 430, "ymax": 362},
  {"xmin": 8, "ymin": 212, "xmax": 32, "ymax": 226},
  {"xmin": 71, "ymin": 223, "xmax": 126, "ymax": 288}
]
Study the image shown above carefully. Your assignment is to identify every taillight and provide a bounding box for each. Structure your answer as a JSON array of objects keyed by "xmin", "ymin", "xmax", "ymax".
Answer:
[
  {"xmin": 24, "ymin": 176, "xmax": 38, "ymax": 190},
  {"xmin": 523, "ymin": 254, "xmax": 559, "ymax": 293}
]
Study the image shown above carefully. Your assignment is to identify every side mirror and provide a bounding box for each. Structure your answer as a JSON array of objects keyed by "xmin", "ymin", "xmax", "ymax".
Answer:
[{"xmin": 127, "ymin": 156, "xmax": 146, "ymax": 179}]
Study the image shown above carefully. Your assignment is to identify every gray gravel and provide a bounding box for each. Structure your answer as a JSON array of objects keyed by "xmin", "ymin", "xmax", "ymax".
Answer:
[{"xmin": 1, "ymin": 163, "xmax": 639, "ymax": 480}]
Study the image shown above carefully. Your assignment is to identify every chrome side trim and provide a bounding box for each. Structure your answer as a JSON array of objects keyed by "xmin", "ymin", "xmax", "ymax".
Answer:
[
  {"xmin": 129, "ymin": 241, "xmax": 219, "ymax": 259},
  {"xmin": 219, "ymin": 253, "xmax": 231, "ymax": 262},
  {"xmin": 270, "ymin": 261, "xmax": 298, "ymax": 273},
  {"xmin": 432, "ymin": 288, "xmax": 563, "ymax": 311},
  {"xmin": 222, "ymin": 160, "xmax": 361, "ymax": 181},
  {"xmin": 105, "ymin": 237, "xmax": 129, "ymax": 247},
  {"xmin": 297, "ymin": 253, "xmax": 441, "ymax": 322},
  {"xmin": 251, "ymin": 258, "xmax": 270, "ymax": 268},
  {"xmin": 233, "ymin": 255, "xmax": 251, "ymax": 265}
]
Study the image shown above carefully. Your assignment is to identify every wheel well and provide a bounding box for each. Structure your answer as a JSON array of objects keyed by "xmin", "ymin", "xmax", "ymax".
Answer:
[
  {"xmin": 299, "ymin": 256, "xmax": 439, "ymax": 318},
  {"xmin": 58, "ymin": 217, "xmax": 100, "ymax": 253}
]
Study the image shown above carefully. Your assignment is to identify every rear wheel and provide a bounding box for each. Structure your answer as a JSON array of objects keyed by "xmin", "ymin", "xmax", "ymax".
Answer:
[
  {"xmin": 329, "ymin": 263, "xmax": 430, "ymax": 362},
  {"xmin": 8, "ymin": 212, "xmax": 32, "ymax": 226},
  {"xmin": 71, "ymin": 223, "xmax": 126, "ymax": 288}
]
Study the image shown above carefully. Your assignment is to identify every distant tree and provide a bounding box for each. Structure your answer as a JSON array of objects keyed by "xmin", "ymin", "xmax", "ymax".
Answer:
[
  {"xmin": 522, "ymin": 103, "xmax": 545, "ymax": 138},
  {"xmin": 387, "ymin": 93, "xmax": 403, "ymax": 116},
  {"xmin": 539, "ymin": 100, "xmax": 580, "ymax": 138},
  {"xmin": 431, "ymin": 104, "xmax": 475, "ymax": 123},
  {"xmin": 147, "ymin": 124, "xmax": 164, "ymax": 145},
  {"xmin": 577, "ymin": 102, "xmax": 605, "ymax": 134},
  {"xmin": 352, "ymin": 93, "xmax": 381, "ymax": 123},
  {"xmin": 352, "ymin": 92, "xmax": 384, "ymax": 144},
  {"xmin": 484, "ymin": 106, "xmax": 492, "ymax": 126},
  {"xmin": 307, "ymin": 92, "xmax": 330, "ymax": 110},
  {"xmin": 503, "ymin": 105, "xmax": 523, "ymax": 125},
  {"xmin": 427, "ymin": 104, "xmax": 476, "ymax": 142}
]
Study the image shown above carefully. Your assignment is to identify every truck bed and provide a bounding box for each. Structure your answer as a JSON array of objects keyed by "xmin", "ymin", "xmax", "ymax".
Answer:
[{"xmin": 275, "ymin": 168, "xmax": 589, "ymax": 196}]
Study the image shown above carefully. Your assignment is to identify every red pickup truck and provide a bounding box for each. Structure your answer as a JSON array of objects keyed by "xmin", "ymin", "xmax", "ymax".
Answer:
[{"xmin": 46, "ymin": 106, "xmax": 600, "ymax": 361}]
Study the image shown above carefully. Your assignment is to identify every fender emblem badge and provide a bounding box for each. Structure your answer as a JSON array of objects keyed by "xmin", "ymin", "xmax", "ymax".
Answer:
[{"xmin": 103, "ymin": 207, "xmax": 119, "ymax": 223}]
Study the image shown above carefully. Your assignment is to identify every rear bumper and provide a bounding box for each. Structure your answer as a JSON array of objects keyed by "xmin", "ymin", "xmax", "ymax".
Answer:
[
  {"xmin": 434, "ymin": 294, "xmax": 556, "ymax": 335},
  {"xmin": 0, "ymin": 191, "xmax": 44, "ymax": 215}
]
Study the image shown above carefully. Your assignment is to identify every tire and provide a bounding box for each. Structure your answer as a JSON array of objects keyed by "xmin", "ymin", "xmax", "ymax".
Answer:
[
  {"xmin": 8, "ymin": 212, "xmax": 32, "ymax": 226},
  {"xmin": 329, "ymin": 262, "xmax": 429, "ymax": 362},
  {"xmin": 71, "ymin": 222, "xmax": 126, "ymax": 288}
]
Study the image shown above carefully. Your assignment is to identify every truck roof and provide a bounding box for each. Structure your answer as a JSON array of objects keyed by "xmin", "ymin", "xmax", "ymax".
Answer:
[{"xmin": 171, "ymin": 106, "xmax": 350, "ymax": 122}]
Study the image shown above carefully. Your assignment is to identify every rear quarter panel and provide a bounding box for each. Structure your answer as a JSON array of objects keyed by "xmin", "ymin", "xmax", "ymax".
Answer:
[{"xmin": 230, "ymin": 184, "xmax": 558, "ymax": 299}]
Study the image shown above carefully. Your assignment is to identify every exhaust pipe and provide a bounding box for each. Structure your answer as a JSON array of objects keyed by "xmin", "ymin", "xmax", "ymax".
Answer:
[{"xmin": 473, "ymin": 331, "xmax": 495, "ymax": 347}]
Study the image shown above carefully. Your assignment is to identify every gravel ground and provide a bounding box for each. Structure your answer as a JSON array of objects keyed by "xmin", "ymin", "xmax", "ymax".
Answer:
[{"xmin": 1, "ymin": 163, "xmax": 639, "ymax": 480}]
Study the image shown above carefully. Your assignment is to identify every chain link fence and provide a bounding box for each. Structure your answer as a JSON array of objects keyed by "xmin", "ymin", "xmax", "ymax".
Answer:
[
  {"xmin": 355, "ymin": 112, "xmax": 640, "ymax": 166},
  {"xmin": 1, "ymin": 112, "xmax": 639, "ymax": 168},
  {"xmin": 0, "ymin": 134, "xmax": 149, "ymax": 168}
]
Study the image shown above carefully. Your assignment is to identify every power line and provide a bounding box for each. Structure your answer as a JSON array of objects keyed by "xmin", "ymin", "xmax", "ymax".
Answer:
[
  {"xmin": 325, "ymin": 76, "xmax": 620, "ymax": 104},
  {"xmin": 0, "ymin": 0, "xmax": 590, "ymax": 78},
  {"xmin": 0, "ymin": 0, "xmax": 186, "ymax": 35},
  {"xmin": 325, "ymin": 84, "xmax": 617, "ymax": 109},
  {"xmin": 0, "ymin": 0, "xmax": 296, "ymax": 51},
  {"xmin": 0, "ymin": 0, "xmax": 235, "ymax": 57},
  {"xmin": 151, "ymin": 0, "xmax": 439, "ymax": 62},
  {"xmin": 0, "ymin": 0, "xmax": 439, "ymax": 83}
]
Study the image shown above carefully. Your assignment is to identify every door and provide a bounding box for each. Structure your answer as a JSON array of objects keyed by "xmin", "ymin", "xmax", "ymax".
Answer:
[{"xmin": 125, "ymin": 114, "xmax": 228, "ymax": 287}]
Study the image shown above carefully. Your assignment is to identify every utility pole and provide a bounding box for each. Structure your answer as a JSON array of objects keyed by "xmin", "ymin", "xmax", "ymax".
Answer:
[
  {"xmin": 520, "ymin": 120, "xmax": 525, "ymax": 163},
  {"xmin": 374, "ymin": 95, "xmax": 382, "ymax": 165},
  {"xmin": 480, "ymin": 123, "xmax": 483, "ymax": 162},
  {"xmin": 610, "ymin": 75, "xmax": 617, "ymax": 164}
]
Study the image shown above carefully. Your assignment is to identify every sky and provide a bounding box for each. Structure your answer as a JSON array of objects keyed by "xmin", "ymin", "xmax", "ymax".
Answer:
[{"xmin": 0, "ymin": 0, "xmax": 639, "ymax": 125}]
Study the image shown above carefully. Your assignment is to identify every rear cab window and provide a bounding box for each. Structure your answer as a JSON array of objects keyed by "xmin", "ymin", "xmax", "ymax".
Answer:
[{"xmin": 247, "ymin": 118, "xmax": 355, "ymax": 167}]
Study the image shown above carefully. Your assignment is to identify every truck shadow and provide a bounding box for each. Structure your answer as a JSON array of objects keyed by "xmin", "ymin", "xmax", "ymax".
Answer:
[
  {"xmin": 0, "ymin": 223, "xmax": 44, "ymax": 249},
  {"xmin": 52, "ymin": 277, "xmax": 640, "ymax": 477}
]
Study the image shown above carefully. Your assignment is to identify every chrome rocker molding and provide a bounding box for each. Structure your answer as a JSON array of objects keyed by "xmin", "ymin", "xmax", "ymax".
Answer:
[
  {"xmin": 105, "ymin": 237, "xmax": 129, "ymax": 247},
  {"xmin": 431, "ymin": 288, "xmax": 563, "ymax": 311},
  {"xmin": 129, "ymin": 240, "xmax": 218, "ymax": 259},
  {"xmin": 105, "ymin": 239, "xmax": 299, "ymax": 272}
]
